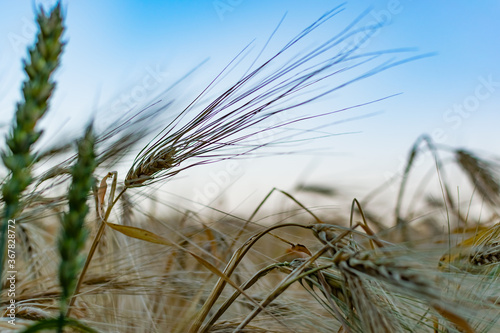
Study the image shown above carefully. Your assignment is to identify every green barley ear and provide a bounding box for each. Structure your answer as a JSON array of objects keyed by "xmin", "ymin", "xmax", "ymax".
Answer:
[
  {"xmin": 1, "ymin": 2, "xmax": 64, "ymax": 279},
  {"xmin": 58, "ymin": 125, "xmax": 97, "ymax": 315}
]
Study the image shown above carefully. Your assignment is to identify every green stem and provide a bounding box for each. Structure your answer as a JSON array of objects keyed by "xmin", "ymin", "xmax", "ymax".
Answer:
[{"xmin": 66, "ymin": 186, "xmax": 127, "ymax": 316}]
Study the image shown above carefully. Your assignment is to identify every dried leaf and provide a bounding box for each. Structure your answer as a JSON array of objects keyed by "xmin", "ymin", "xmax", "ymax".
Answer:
[
  {"xmin": 289, "ymin": 244, "xmax": 312, "ymax": 256},
  {"xmin": 97, "ymin": 173, "xmax": 112, "ymax": 218},
  {"xmin": 105, "ymin": 222, "xmax": 173, "ymax": 246},
  {"xmin": 432, "ymin": 303, "xmax": 475, "ymax": 333}
]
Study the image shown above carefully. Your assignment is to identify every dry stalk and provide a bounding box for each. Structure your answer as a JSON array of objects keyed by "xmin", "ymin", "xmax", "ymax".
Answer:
[
  {"xmin": 234, "ymin": 226, "xmax": 358, "ymax": 332},
  {"xmin": 394, "ymin": 134, "xmax": 461, "ymax": 240},
  {"xmin": 201, "ymin": 263, "xmax": 284, "ymax": 332},
  {"xmin": 189, "ymin": 222, "xmax": 311, "ymax": 332}
]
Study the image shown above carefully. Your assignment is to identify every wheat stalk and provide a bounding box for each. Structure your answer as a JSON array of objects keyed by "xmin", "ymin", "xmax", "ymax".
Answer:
[
  {"xmin": 58, "ymin": 126, "xmax": 96, "ymax": 317},
  {"xmin": 0, "ymin": 1, "xmax": 64, "ymax": 282}
]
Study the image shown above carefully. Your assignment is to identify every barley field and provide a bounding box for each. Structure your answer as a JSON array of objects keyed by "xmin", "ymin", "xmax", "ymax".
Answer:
[{"xmin": 1, "ymin": 2, "xmax": 499, "ymax": 333}]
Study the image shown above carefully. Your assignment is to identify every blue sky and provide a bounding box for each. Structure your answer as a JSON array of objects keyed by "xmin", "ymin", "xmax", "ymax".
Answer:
[{"xmin": 2, "ymin": 1, "xmax": 500, "ymax": 213}]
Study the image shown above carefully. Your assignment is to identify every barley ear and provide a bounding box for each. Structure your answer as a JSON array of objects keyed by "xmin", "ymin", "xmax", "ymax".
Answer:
[
  {"xmin": 58, "ymin": 125, "xmax": 97, "ymax": 316},
  {"xmin": 455, "ymin": 149, "xmax": 500, "ymax": 206},
  {"xmin": 1, "ymin": 2, "xmax": 64, "ymax": 281}
]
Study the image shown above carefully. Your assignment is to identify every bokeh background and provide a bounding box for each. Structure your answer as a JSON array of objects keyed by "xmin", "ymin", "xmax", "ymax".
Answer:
[{"xmin": 2, "ymin": 1, "xmax": 499, "ymax": 218}]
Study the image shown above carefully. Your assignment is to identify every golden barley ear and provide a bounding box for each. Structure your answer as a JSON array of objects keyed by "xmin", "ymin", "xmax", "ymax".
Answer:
[
  {"xmin": 124, "ymin": 4, "xmax": 430, "ymax": 191},
  {"xmin": 439, "ymin": 222, "xmax": 500, "ymax": 273},
  {"xmin": 125, "ymin": 146, "xmax": 177, "ymax": 187}
]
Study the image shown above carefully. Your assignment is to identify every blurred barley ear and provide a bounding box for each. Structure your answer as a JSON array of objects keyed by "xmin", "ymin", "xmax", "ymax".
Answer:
[
  {"xmin": 455, "ymin": 149, "xmax": 500, "ymax": 207},
  {"xmin": 58, "ymin": 125, "xmax": 96, "ymax": 319},
  {"xmin": 0, "ymin": 2, "xmax": 64, "ymax": 283}
]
